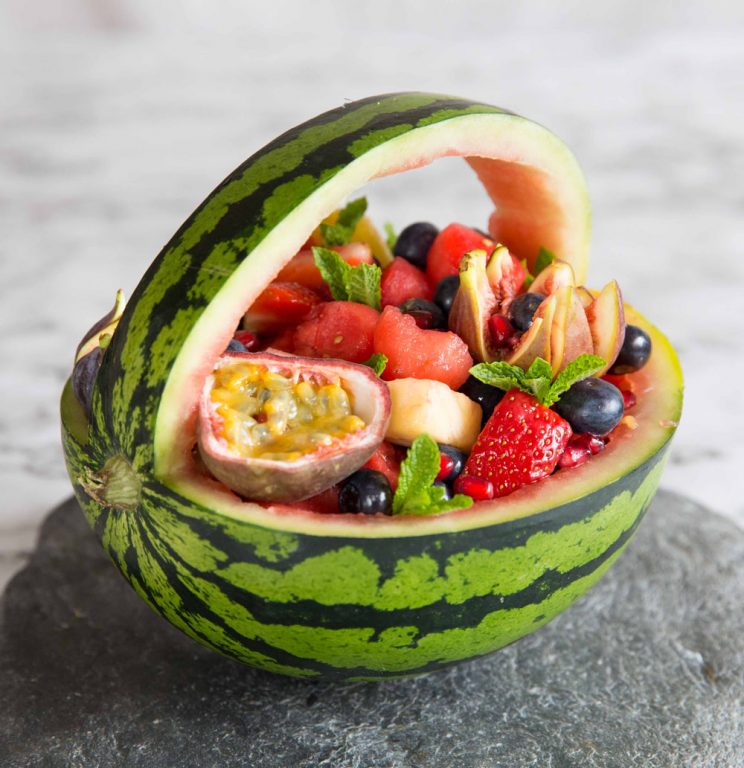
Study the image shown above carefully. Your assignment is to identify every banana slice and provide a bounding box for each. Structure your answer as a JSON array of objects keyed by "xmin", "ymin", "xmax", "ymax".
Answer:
[{"xmin": 385, "ymin": 378, "xmax": 482, "ymax": 452}]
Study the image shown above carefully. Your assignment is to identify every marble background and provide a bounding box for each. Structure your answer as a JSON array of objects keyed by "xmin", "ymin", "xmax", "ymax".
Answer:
[{"xmin": 1, "ymin": 1, "xmax": 743, "ymax": 591}]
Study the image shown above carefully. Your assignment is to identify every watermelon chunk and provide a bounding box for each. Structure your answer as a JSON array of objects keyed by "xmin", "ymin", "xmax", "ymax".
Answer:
[
  {"xmin": 426, "ymin": 223, "xmax": 495, "ymax": 286},
  {"xmin": 381, "ymin": 257, "xmax": 433, "ymax": 307},
  {"xmin": 293, "ymin": 301, "xmax": 380, "ymax": 363},
  {"xmin": 242, "ymin": 281, "xmax": 321, "ymax": 334},
  {"xmin": 362, "ymin": 441, "xmax": 402, "ymax": 490},
  {"xmin": 373, "ymin": 305, "xmax": 473, "ymax": 389}
]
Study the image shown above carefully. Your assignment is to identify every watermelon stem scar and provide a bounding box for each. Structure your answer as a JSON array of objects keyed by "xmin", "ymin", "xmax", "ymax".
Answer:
[{"xmin": 81, "ymin": 455, "xmax": 141, "ymax": 512}]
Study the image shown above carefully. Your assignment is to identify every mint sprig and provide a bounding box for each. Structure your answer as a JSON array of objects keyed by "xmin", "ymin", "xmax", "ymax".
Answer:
[
  {"xmin": 521, "ymin": 247, "xmax": 556, "ymax": 289},
  {"xmin": 535, "ymin": 246, "xmax": 556, "ymax": 275},
  {"xmin": 312, "ymin": 246, "xmax": 381, "ymax": 309},
  {"xmin": 320, "ymin": 197, "xmax": 368, "ymax": 246},
  {"xmin": 520, "ymin": 258, "xmax": 534, "ymax": 289},
  {"xmin": 392, "ymin": 434, "xmax": 473, "ymax": 516},
  {"xmin": 363, "ymin": 353, "xmax": 387, "ymax": 376},
  {"xmin": 384, "ymin": 222, "xmax": 397, "ymax": 251},
  {"xmin": 470, "ymin": 354, "xmax": 605, "ymax": 407}
]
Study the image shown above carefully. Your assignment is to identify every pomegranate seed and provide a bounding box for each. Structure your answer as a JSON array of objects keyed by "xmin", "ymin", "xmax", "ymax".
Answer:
[
  {"xmin": 558, "ymin": 443, "xmax": 590, "ymax": 469},
  {"xmin": 558, "ymin": 433, "xmax": 607, "ymax": 469},
  {"xmin": 234, "ymin": 330, "xmax": 259, "ymax": 350},
  {"xmin": 437, "ymin": 454, "xmax": 455, "ymax": 482},
  {"xmin": 571, "ymin": 433, "xmax": 607, "ymax": 455},
  {"xmin": 622, "ymin": 389, "xmax": 636, "ymax": 410},
  {"xmin": 488, "ymin": 314, "xmax": 516, "ymax": 349},
  {"xmin": 454, "ymin": 474, "xmax": 495, "ymax": 501}
]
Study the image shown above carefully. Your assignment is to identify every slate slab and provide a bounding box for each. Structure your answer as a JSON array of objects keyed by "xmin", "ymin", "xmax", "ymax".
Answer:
[{"xmin": 1, "ymin": 491, "xmax": 742, "ymax": 768}]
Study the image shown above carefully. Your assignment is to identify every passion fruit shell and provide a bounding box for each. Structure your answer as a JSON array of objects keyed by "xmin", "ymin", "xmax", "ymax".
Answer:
[{"xmin": 197, "ymin": 352, "xmax": 391, "ymax": 503}]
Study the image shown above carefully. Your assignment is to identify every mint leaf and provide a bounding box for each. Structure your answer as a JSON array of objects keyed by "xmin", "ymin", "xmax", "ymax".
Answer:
[
  {"xmin": 337, "ymin": 197, "xmax": 367, "ymax": 229},
  {"xmin": 320, "ymin": 197, "xmax": 368, "ymax": 246},
  {"xmin": 312, "ymin": 246, "xmax": 381, "ymax": 309},
  {"xmin": 535, "ymin": 247, "xmax": 556, "ymax": 275},
  {"xmin": 520, "ymin": 258, "xmax": 535, "ymax": 289},
  {"xmin": 471, "ymin": 354, "xmax": 607, "ymax": 407},
  {"xmin": 402, "ymin": 490, "xmax": 474, "ymax": 517},
  {"xmin": 393, "ymin": 434, "xmax": 440, "ymax": 515},
  {"xmin": 393, "ymin": 434, "xmax": 473, "ymax": 516},
  {"xmin": 344, "ymin": 261, "xmax": 381, "ymax": 310},
  {"xmin": 384, "ymin": 222, "xmax": 397, "ymax": 251},
  {"xmin": 469, "ymin": 360, "xmax": 528, "ymax": 392},
  {"xmin": 312, "ymin": 246, "xmax": 351, "ymax": 300},
  {"xmin": 525, "ymin": 357, "xmax": 552, "ymax": 380},
  {"xmin": 521, "ymin": 359, "xmax": 553, "ymax": 401},
  {"xmin": 363, "ymin": 353, "xmax": 387, "ymax": 376},
  {"xmin": 545, "ymin": 354, "xmax": 606, "ymax": 406},
  {"xmin": 471, "ymin": 358, "xmax": 556, "ymax": 405}
]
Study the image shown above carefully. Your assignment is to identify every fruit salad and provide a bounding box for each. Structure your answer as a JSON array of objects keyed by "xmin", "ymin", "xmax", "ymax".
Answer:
[{"xmin": 198, "ymin": 198, "xmax": 653, "ymax": 516}]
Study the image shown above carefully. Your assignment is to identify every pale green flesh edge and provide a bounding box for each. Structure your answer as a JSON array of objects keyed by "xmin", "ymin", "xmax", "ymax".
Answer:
[{"xmin": 153, "ymin": 112, "xmax": 599, "ymax": 533}]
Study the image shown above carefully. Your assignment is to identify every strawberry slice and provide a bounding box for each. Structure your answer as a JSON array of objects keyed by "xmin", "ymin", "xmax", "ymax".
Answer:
[
  {"xmin": 242, "ymin": 281, "xmax": 321, "ymax": 334},
  {"xmin": 462, "ymin": 389, "xmax": 572, "ymax": 497}
]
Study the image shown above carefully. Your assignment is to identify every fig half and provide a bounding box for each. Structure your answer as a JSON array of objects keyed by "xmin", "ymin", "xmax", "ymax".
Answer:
[{"xmin": 197, "ymin": 353, "xmax": 391, "ymax": 502}]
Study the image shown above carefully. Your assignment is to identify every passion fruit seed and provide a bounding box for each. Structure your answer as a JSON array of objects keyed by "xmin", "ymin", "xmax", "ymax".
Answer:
[{"xmin": 211, "ymin": 362, "xmax": 365, "ymax": 460}]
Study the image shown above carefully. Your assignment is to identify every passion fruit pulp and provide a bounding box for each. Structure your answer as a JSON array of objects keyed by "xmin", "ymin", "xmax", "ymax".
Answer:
[{"xmin": 197, "ymin": 352, "xmax": 391, "ymax": 503}]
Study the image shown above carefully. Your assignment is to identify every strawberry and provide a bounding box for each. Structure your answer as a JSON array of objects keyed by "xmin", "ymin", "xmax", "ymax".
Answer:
[{"xmin": 462, "ymin": 389, "xmax": 572, "ymax": 497}]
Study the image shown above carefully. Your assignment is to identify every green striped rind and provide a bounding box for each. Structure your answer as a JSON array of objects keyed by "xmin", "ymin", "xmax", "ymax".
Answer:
[
  {"xmin": 92, "ymin": 94, "xmax": 517, "ymax": 476},
  {"xmin": 63, "ymin": 378, "xmax": 667, "ymax": 680}
]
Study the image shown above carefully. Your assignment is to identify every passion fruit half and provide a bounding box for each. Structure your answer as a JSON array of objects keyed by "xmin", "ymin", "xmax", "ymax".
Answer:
[{"xmin": 197, "ymin": 352, "xmax": 391, "ymax": 502}]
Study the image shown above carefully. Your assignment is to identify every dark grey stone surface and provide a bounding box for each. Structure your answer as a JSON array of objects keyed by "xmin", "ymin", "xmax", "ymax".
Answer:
[{"xmin": 1, "ymin": 491, "xmax": 742, "ymax": 768}]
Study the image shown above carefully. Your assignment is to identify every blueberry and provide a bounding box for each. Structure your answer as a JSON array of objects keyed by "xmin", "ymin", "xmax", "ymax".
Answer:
[
  {"xmin": 338, "ymin": 469, "xmax": 393, "ymax": 515},
  {"xmin": 227, "ymin": 339, "xmax": 247, "ymax": 352},
  {"xmin": 553, "ymin": 378, "xmax": 624, "ymax": 436},
  {"xmin": 609, "ymin": 325, "xmax": 652, "ymax": 374},
  {"xmin": 399, "ymin": 298, "xmax": 446, "ymax": 330},
  {"xmin": 438, "ymin": 444, "xmax": 467, "ymax": 482},
  {"xmin": 509, "ymin": 292, "xmax": 546, "ymax": 332},
  {"xmin": 458, "ymin": 375, "xmax": 505, "ymax": 425},
  {"xmin": 394, "ymin": 222, "xmax": 439, "ymax": 270},
  {"xmin": 433, "ymin": 275, "xmax": 460, "ymax": 315}
]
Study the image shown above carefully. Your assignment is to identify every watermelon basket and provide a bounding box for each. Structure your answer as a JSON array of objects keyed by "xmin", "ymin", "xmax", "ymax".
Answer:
[{"xmin": 61, "ymin": 93, "xmax": 682, "ymax": 680}]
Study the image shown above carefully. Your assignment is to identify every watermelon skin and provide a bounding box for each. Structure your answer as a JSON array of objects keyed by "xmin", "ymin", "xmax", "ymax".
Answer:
[
  {"xmin": 62, "ymin": 383, "xmax": 669, "ymax": 680},
  {"xmin": 61, "ymin": 93, "xmax": 681, "ymax": 680}
]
